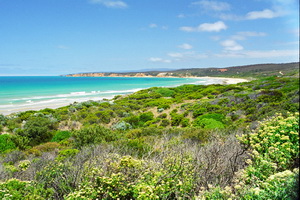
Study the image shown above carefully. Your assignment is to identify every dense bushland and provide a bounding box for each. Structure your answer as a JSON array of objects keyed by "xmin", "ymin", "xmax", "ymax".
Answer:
[{"xmin": 0, "ymin": 76, "xmax": 299, "ymax": 199}]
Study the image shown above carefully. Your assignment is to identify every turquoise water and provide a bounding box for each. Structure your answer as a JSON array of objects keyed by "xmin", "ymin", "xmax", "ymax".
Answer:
[{"xmin": 0, "ymin": 76, "xmax": 213, "ymax": 114}]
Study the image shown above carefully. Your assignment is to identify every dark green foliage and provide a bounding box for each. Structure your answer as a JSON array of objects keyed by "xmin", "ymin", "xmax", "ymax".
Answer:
[
  {"xmin": 181, "ymin": 118, "xmax": 190, "ymax": 127},
  {"xmin": 257, "ymin": 89, "xmax": 284, "ymax": 103},
  {"xmin": 0, "ymin": 179, "xmax": 53, "ymax": 199},
  {"xmin": 160, "ymin": 119, "xmax": 170, "ymax": 127},
  {"xmin": 17, "ymin": 116, "xmax": 56, "ymax": 146},
  {"xmin": 73, "ymin": 125, "xmax": 115, "ymax": 148},
  {"xmin": 139, "ymin": 112, "xmax": 154, "ymax": 123},
  {"xmin": 154, "ymin": 87, "xmax": 175, "ymax": 97},
  {"xmin": 0, "ymin": 134, "xmax": 16, "ymax": 153},
  {"xmin": 51, "ymin": 131, "xmax": 72, "ymax": 143},
  {"xmin": 170, "ymin": 113, "xmax": 184, "ymax": 126},
  {"xmin": 0, "ymin": 114, "xmax": 8, "ymax": 126},
  {"xmin": 95, "ymin": 110, "xmax": 114, "ymax": 124}
]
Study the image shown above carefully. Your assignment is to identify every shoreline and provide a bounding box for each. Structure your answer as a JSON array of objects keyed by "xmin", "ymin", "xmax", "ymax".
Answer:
[{"xmin": 1, "ymin": 76, "xmax": 248, "ymax": 116}]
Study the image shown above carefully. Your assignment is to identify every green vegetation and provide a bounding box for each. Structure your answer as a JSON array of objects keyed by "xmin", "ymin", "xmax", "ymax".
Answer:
[{"xmin": 0, "ymin": 72, "xmax": 299, "ymax": 199}]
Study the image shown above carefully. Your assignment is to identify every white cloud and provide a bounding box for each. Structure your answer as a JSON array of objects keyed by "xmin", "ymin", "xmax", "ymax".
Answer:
[
  {"xmin": 198, "ymin": 21, "xmax": 227, "ymax": 32},
  {"xmin": 168, "ymin": 53, "xmax": 184, "ymax": 58},
  {"xmin": 244, "ymin": 49, "xmax": 299, "ymax": 58},
  {"xmin": 148, "ymin": 24, "xmax": 168, "ymax": 30},
  {"xmin": 178, "ymin": 43, "xmax": 193, "ymax": 50},
  {"xmin": 216, "ymin": 49, "xmax": 299, "ymax": 58},
  {"xmin": 219, "ymin": 13, "xmax": 243, "ymax": 21},
  {"xmin": 57, "ymin": 45, "xmax": 69, "ymax": 49},
  {"xmin": 179, "ymin": 26, "xmax": 195, "ymax": 32},
  {"xmin": 220, "ymin": 40, "xmax": 243, "ymax": 51},
  {"xmin": 246, "ymin": 9, "xmax": 282, "ymax": 20},
  {"xmin": 149, "ymin": 57, "xmax": 171, "ymax": 63},
  {"xmin": 177, "ymin": 14, "xmax": 186, "ymax": 18},
  {"xmin": 231, "ymin": 31, "xmax": 267, "ymax": 40},
  {"xmin": 167, "ymin": 51, "xmax": 208, "ymax": 61},
  {"xmin": 149, "ymin": 23, "xmax": 158, "ymax": 28},
  {"xmin": 89, "ymin": 0, "xmax": 128, "ymax": 8},
  {"xmin": 238, "ymin": 31, "xmax": 267, "ymax": 37},
  {"xmin": 180, "ymin": 21, "xmax": 227, "ymax": 32},
  {"xmin": 192, "ymin": 0, "xmax": 231, "ymax": 11}
]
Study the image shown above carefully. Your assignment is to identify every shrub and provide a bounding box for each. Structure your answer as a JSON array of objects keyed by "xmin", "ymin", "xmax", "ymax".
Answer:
[
  {"xmin": 170, "ymin": 113, "xmax": 183, "ymax": 126},
  {"xmin": 181, "ymin": 118, "xmax": 190, "ymax": 127},
  {"xmin": 27, "ymin": 142, "xmax": 61, "ymax": 156},
  {"xmin": 154, "ymin": 88, "xmax": 175, "ymax": 97},
  {"xmin": 112, "ymin": 121, "xmax": 132, "ymax": 131},
  {"xmin": 239, "ymin": 112, "xmax": 299, "ymax": 171},
  {"xmin": 193, "ymin": 118, "xmax": 224, "ymax": 129},
  {"xmin": 73, "ymin": 125, "xmax": 115, "ymax": 148},
  {"xmin": 56, "ymin": 149, "xmax": 79, "ymax": 161},
  {"xmin": 0, "ymin": 134, "xmax": 16, "ymax": 153},
  {"xmin": 160, "ymin": 119, "xmax": 170, "ymax": 127},
  {"xmin": 0, "ymin": 178, "xmax": 53, "ymax": 199},
  {"xmin": 18, "ymin": 116, "xmax": 56, "ymax": 146},
  {"xmin": 51, "ymin": 131, "xmax": 72, "ymax": 143},
  {"xmin": 139, "ymin": 112, "xmax": 154, "ymax": 123}
]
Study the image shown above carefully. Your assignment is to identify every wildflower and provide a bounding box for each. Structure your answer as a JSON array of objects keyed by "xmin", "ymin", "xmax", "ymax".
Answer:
[
  {"xmin": 234, "ymin": 184, "xmax": 241, "ymax": 190},
  {"xmin": 246, "ymin": 159, "xmax": 252, "ymax": 165},
  {"xmin": 253, "ymin": 187, "xmax": 261, "ymax": 195}
]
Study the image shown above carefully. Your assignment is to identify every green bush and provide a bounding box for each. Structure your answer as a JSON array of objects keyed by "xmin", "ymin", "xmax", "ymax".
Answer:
[
  {"xmin": 51, "ymin": 131, "xmax": 72, "ymax": 143},
  {"xmin": 154, "ymin": 88, "xmax": 175, "ymax": 97},
  {"xmin": 73, "ymin": 125, "xmax": 115, "ymax": 148},
  {"xmin": 139, "ymin": 112, "xmax": 154, "ymax": 123},
  {"xmin": 0, "ymin": 178, "xmax": 53, "ymax": 199},
  {"xmin": 0, "ymin": 134, "xmax": 16, "ymax": 153},
  {"xmin": 17, "ymin": 116, "xmax": 56, "ymax": 146},
  {"xmin": 193, "ymin": 118, "xmax": 224, "ymax": 129},
  {"xmin": 56, "ymin": 149, "xmax": 79, "ymax": 161}
]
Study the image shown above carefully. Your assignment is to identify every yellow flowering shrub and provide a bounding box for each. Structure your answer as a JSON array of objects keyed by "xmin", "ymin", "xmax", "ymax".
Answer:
[
  {"xmin": 66, "ymin": 154, "xmax": 195, "ymax": 200},
  {"xmin": 199, "ymin": 112, "xmax": 299, "ymax": 199},
  {"xmin": 239, "ymin": 112, "xmax": 299, "ymax": 171}
]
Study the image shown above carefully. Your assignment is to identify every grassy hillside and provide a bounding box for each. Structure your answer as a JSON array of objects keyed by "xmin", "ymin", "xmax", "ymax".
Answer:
[{"xmin": 0, "ymin": 74, "xmax": 299, "ymax": 199}]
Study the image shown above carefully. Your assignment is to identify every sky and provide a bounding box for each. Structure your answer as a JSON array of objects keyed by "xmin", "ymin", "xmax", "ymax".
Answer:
[{"xmin": 0, "ymin": 0, "xmax": 299, "ymax": 75}]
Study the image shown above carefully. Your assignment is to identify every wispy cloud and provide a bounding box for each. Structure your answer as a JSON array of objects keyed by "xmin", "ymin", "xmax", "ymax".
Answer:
[
  {"xmin": 178, "ymin": 43, "xmax": 193, "ymax": 50},
  {"xmin": 231, "ymin": 31, "xmax": 267, "ymax": 40},
  {"xmin": 220, "ymin": 9, "xmax": 285, "ymax": 21},
  {"xmin": 180, "ymin": 21, "xmax": 227, "ymax": 32},
  {"xmin": 192, "ymin": 0, "xmax": 231, "ymax": 11},
  {"xmin": 167, "ymin": 51, "xmax": 208, "ymax": 60},
  {"xmin": 148, "ymin": 23, "xmax": 168, "ymax": 30},
  {"xmin": 57, "ymin": 45, "xmax": 69, "ymax": 49},
  {"xmin": 246, "ymin": 9, "xmax": 283, "ymax": 20},
  {"xmin": 177, "ymin": 14, "xmax": 186, "ymax": 18},
  {"xmin": 149, "ymin": 57, "xmax": 171, "ymax": 63},
  {"xmin": 220, "ymin": 40, "xmax": 243, "ymax": 51},
  {"xmin": 216, "ymin": 49, "xmax": 299, "ymax": 58},
  {"xmin": 89, "ymin": 0, "xmax": 128, "ymax": 8},
  {"xmin": 149, "ymin": 23, "xmax": 158, "ymax": 28}
]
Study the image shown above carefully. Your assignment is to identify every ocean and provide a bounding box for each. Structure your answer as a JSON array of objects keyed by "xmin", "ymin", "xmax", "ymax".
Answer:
[{"xmin": 0, "ymin": 76, "xmax": 223, "ymax": 115}]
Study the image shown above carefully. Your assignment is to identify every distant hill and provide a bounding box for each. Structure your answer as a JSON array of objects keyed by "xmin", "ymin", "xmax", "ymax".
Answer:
[{"xmin": 65, "ymin": 62, "xmax": 299, "ymax": 78}]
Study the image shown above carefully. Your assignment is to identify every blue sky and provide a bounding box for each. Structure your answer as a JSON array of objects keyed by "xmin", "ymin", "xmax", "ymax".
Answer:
[{"xmin": 0, "ymin": 0, "xmax": 299, "ymax": 75}]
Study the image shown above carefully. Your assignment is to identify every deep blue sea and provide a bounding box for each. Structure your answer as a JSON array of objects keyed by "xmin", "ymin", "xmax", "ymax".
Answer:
[{"xmin": 1, "ymin": 76, "xmax": 220, "ymax": 115}]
